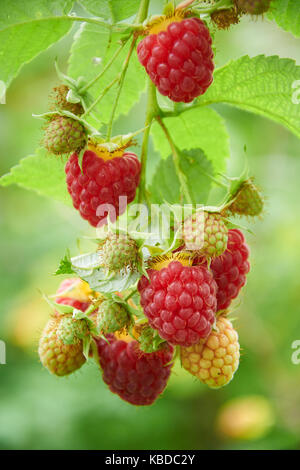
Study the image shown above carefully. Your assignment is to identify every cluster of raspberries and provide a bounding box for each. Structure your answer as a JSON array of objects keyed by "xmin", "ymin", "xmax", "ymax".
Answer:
[
  {"xmin": 42, "ymin": 14, "xmax": 217, "ymax": 228},
  {"xmin": 39, "ymin": 222, "xmax": 250, "ymax": 406},
  {"xmin": 38, "ymin": 11, "xmax": 258, "ymax": 407}
]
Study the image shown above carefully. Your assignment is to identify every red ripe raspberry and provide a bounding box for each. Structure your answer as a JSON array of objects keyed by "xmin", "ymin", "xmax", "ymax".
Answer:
[
  {"xmin": 65, "ymin": 149, "xmax": 141, "ymax": 227},
  {"xmin": 196, "ymin": 229, "xmax": 250, "ymax": 311},
  {"xmin": 97, "ymin": 334, "xmax": 173, "ymax": 406},
  {"xmin": 138, "ymin": 260, "xmax": 217, "ymax": 347},
  {"xmin": 137, "ymin": 17, "xmax": 214, "ymax": 103}
]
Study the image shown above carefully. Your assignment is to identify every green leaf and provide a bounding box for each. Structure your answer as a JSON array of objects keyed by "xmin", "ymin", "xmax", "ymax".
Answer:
[
  {"xmin": 0, "ymin": 0, "xmax": 74, "ymax": 87},
  {"xmin": 68, "ymin": 23, "xmax": 111, "ymax": 82},
  {"xmin": 71, "ymin": 252, "xmax": 140, "ymax": 293},
  {"xmin": 68, "ymin": 26, "xmax": 146, "ymax": 124},
  {"xmin": 149, "ymin": 149, "xmax": 213, "ymax": 205},
  {"xmin": 55, "ymin": 252, "xmax": 74, "ymax": 275},
  {"xmin": 151, "ymin": 107, "xmax": 230, "ymax": 174},
  {"xmin": 268, "ymin": 0, "xmax": 300, "ymax": 37},
  {"xmin": 198, "ymin": 55, "xmax": 300, "ymax": 139},
  {"xmin": 79, "ymin": 0, "xmax": 140, "ymax": 22},
  {"xmin": 0, "ymin": 147, "xmax": 72, "ymax": 206}
]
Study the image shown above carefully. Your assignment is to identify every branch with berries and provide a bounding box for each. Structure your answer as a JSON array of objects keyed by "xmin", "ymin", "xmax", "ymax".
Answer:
[{"xmin": 1, "ymin": 0, "xmax": 296, "ymax": 407}]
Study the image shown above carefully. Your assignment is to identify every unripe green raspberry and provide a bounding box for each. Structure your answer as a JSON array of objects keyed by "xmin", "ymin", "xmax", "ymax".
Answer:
[
  {"xmin": 50, "ymin": 84, "xmax": 84, "ymax": 115},
  {"xmin": 97, "ymin": 300, "xmax": 131, "ymax": 334},
  {"xmin": 183, "ymin": 212, "xmax": 228, "ymax": 258},
  {"xmin": 137, "ymin": 324, "xmax": 166, "ymax": 353},
  {"xmin": 56, "ymin": 316, "xmax": 89, "ymax": 345},
  {"xmin": 100, "ymin": 233, "xmax": 140, "ymax": 272},
  {"xmin": 235, "ymin": 0, "xmax": 271, "ymax": 15},
  {"xmin": 211, "ymin": 8, "xmax": 240, "ymax": 30},
  {"xmin": 43, "ymin": 115, "xmax": 87, "ymax": 155},
  {"xmin": 181, "ymin": 316, "xmax": 240, "ymax": 389},
  {"xmin": 39, "ymin": 316, "xmax": 86, "ymax": 376},
  {"xmin": 228, "ymin": 178, "xmax": 264, "ymax": 217}
]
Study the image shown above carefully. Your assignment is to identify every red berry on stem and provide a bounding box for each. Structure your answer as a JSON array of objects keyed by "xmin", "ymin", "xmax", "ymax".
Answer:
[
  {"xmin": 137, "ymin": 16, "xmax": 214, "ymax": 103},
  {"xmin": 96, "ymin": 334, "xmax": 173, "ymax": 406},
  {"xmin": 138, "ymin": 258, "xmax": 217, "ymax": 347},
  {"xmin": 65, "ymin": 147, "xmax": 141, "ymax": 227}
]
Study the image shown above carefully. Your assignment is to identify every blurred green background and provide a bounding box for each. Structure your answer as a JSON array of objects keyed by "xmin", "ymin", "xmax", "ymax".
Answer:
[{"xmin": 0, "ymin": 8, "xmax": 300, "ymax": 450}]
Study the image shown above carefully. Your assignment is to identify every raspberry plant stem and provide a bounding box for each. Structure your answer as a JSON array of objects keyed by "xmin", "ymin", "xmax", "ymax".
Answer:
[
  {"xmin": 60, "ymin": 15, "xmax": 144, "ymax": 31},
  {"xmin": 79, "ymin": 40, "xmax": 128, "ymax": 94},
  {"xmin": 156, "ymin": 116, "xmax": 193, "ymax": 205},
  {"xmin": 138, "ymin": 79, "xmax": 160, "ymax": 205},
  {"xmin": 83, "ymin": 76, "xmax": 119, "ymax": 118},
  {"xmin": 124, "ymin": 290, "xmax": 137, "ymax": 302},
  {"xmin": 106, "ymin": 37, "xmax": 137, "ymax": 140},
  {"xmin": 106, "ymin": 0, "xmax": 150, "ymax": 140}
]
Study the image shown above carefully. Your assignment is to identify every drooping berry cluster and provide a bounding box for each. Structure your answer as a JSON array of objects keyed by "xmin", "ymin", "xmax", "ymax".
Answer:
[
  {"xmin": 65, "ymin": 149, "xmax": 141, "ymax": 227},
  {"xmin": 35, "ymin": 0, "xmax": 265, "ymax": 403},
  {"xmin": 137, "ymin": 16, "xmax": 214, "ymax": 103}
]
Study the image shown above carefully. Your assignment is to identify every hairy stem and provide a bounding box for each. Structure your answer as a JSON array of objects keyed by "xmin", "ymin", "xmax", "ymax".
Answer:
[
  {"xmin": 106, "ymin": 0, "xmax": 150, "ymax": 140},
  {"xmin": 135, "ymin": 0, "xmax": 151, "ymax": 23},
  {"xmin": 106, "ymin": 38, "xmax": 137, "ymax": 140},
  {"xmin": 83, "ymin": 76, "xmax": 120, "ymax": 118},
  {"xmin": 65, "ymin": 15, "xmax": 144, "ymax": 31},
  {"xmin": 138, "ymin": 80, "xmax": 160, "ymax": 205},
  {"xmin": 156, "ymin": 116, "xmax": 193, "ymax": 205},
  {"xmin": 80, "ymin": 41, "xmax": 127, "ymax": 94}
]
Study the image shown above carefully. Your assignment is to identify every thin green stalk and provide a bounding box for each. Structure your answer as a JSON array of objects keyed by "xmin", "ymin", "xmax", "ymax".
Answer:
[
  {"xmin": 156, "ymin": 116, "xmax": 193, "ymax": 205},
  {"xmin": 63, "ymin": 15, "xmax": 144, "ymax": 31},
  {"xmin": 83, "ymin": 76, "xmax": 119, "ymax": 118},
  {"xmin": 80, "ymin": 41, "xmax": 127, "ymax": 94},
  {"xmin": 135, "ymin": 0, "xmax": 151, "ymax": 23},
  {"xmin": 106, "ymin": 37, "xmax": 137, "ymax": 140},
  {"xmin": 138, "ymin": 80, "xmax": 159, "ymax": 205},
  {"xmin": 124, "ymin": 289, "xmax": 137, "ymax": 302},
  {"xmin": 106, "ymin": 0, "xmax": 151, "ymax": 140}
]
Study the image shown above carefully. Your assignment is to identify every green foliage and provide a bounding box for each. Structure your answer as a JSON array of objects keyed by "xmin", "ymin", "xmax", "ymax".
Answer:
[
  {"xmin": 68, "ymin": 27, "xmax": 146, "ymax": 125},
  {"xmin": 149, "ymin": 149, "xmax": 213, "ymax": 205},
  {"xmin": 268, "ymin": 0, "xmax": 300, "ymax": 37},
  {"xmin": 0, "ymin": 0, "xmax": 74, "ymax": 86},
  {"xmin": 198, "ymin": 55, "xmax": 300, "ymax": 139},
  {"xmin": 55, "ymin": 252, "xmax": 74, "ymax": 275},
  {"xmin": 79, "ymin": 0, "xmax": 140, "ymax": 22},
  {"xmin": 71, "ymin": 252, "xmax": 140, "ymax": 293},
  {"xmin": 0, "ymin": 148, "xmax": 71, "ymax": 205},
  {"xmin": 1, "ymin": 0, "xmax": 300, "ymax": 450},
  {"xmin": 151, "ymin": 107, "xmax": 230, "ymax": 174}
]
